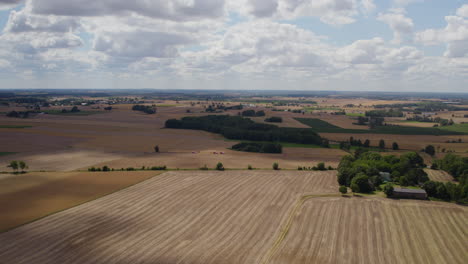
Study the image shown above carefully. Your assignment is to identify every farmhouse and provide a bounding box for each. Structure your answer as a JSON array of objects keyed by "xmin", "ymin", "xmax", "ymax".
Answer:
[{"xmin": 392, "ymin": 188, "xmax": 427, "ymax": 200}]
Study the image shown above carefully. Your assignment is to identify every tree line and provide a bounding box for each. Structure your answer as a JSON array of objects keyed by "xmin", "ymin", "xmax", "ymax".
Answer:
[
  {"xmin": 231, "ymin": 142, "xmax": 282, "ymax": 153},
  {"xmin": 165, "ymin": 115, "xmax": 323, "ymax": 145}
]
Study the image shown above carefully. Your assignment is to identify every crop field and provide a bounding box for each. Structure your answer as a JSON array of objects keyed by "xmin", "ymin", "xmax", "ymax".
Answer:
[
  {"xmin": 0, "ymin": 171, "xmax": 161, "ymax": 232},
  {"xmin": 1, "ymin": 171, "xmax": 466, "ymax": 264},
  {"xmin": 268, "ymin": 197, "xmax": 468, "ymax": 264},
  {"xmin": 424, "ymin": 169, "xmax": 456, "ymax": 182},
  {"xmin": 0, "ymin": 170, "xmax": 338, "ymax": 263}
]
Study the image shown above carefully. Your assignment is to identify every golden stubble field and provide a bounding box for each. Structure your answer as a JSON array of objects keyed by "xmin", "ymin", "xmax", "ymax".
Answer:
[
  {"xmin": 0, "ymin": 170, "xmax": 466, "ymax": 264},
  {"xmin": 269, "ymin": 197, "xmax": 468, "ymax": 264},
  {"xmin": 0, "ymin": 171, "xmax": 162, "ymax": 232}
]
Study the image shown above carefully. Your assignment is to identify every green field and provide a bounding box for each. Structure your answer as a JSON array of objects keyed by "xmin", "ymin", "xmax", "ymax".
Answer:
[
  {"xmin": 295, "ymin": 118, "xmax": 467, "ymax": 135},
  {"xmin": 438, "ymin": 123, "xmax": 468, "ymax": 133},
  {"xmin": 0, "ymin": 125, "xmax": 32, "ymax": 129},
  {"xmin": 346, "ymin": 113, "xmax": 365, "ymax": 117}
]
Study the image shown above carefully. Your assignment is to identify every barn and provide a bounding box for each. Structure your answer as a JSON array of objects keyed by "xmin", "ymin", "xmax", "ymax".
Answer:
[{"xmin": 392, "ymin": 188, "xmax": 427, "ymax": 200}]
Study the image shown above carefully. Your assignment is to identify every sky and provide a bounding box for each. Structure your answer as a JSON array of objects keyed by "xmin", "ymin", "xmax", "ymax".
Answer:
[{"xmin": 0, "ymin": 0, "xmax": 467, "ymax": 92}]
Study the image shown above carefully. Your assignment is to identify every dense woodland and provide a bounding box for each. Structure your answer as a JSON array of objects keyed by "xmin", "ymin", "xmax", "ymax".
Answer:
[
  {"xmin": 165, "ymin": 115, "xmax": 323, "ymax": 145},
  {"xmin": 231, "ymin": 142, "xmax": 282, "ymax": 153}
]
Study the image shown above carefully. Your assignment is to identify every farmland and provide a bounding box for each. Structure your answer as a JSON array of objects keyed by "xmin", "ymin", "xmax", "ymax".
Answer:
[
  {"xmin": 0, "ymin": 171, "xmax": 338, "ymax": 263},
  {"xmin": 0, "ymin": 90, "xmax": 467, "ymax": 263},
  {"xmin": 0, "ymin": 171, "xmax": 466, "ymax": 264},
  {"xmin": 269, "ymin": 197, "xmax": 468, "ymax": 264}
]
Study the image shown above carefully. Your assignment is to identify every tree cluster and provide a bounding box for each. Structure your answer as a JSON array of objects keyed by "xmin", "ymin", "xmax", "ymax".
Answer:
[
  {"xmin": 231, "ymin": 142, "xmax": 282, "ymax": 153},
  {"xmin": 264, "ymin": 116, "xmax": 283, "ymax": 123},
  {"xmin": 242, "ymin": 110, "xmax": 265, "ymax": 117},
  {"xmin": 337, "ymin": 151, "xmax": 428, "ymax": 193},
  {"xmin": 132, "ymin": 104, "xmax": 156, "ymax": 114},
  {"xmin": 365, "ymin": 109, "xmax": 403, "ymax": 118},
  {"xmin": 7, "ymin": 161, "xmax": 28, "ymax": 173},
  {"xmin": 165, "ymin": 115, "xmax": 323, "ymax": 145}
]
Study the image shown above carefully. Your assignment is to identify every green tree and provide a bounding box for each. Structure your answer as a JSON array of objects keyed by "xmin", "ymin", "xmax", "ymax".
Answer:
[
  {"xmin": 273, "ymin": 162, "xmax": 279, "ymax": 170},
  {"xmin": 363, "ymin": 139, "xmax": 370, "ymax": 148},
  {"xmin": 248, "ymin": 164, "xmax": 253, "ymax": 170},
  {"xmin": 316, "ymin": 162, "xmax": 326, "ymax": 171},
  {"xmin": 8, "ymin": 161, "xmax": 19, "ymax": 173},
  {"xmin": 18, "ymin": 161, "xmax": 28, "ymax": 173},
  {"xmin": 383, "ymin": 183, "xmax": 394, "ymax": 197},
  {"xmin": 351, "ymin": 174, "xmax": 372, "ymax": 193},
  {"xmin": 379, "ymin": 139, "xmax": 385, "ymax": 149},
  {"xmin": 392, "ymin": 142, "xmax": 399, "ymax": 150},
  {"xmin": 339, "ymin": 186, "xmax": 348, "ymax": 194},
  {"xmin": 424, "ymin": 145, "xmax": 436, "ymax": 156},
  {"xmin": 216, "ymin": 162, "xmax": 225, "ymax": 171}
]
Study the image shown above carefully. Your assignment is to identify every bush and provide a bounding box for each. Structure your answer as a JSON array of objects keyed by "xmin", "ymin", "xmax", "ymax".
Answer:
[
  {"xmin": 273, "ymin": 162, "xmax": 280, "ymax": 170},
  {"xmin": 216, "ymin": 162, "xmax": 225, "ymax": 171},
  {"xmin": 126, "ymin": 167, "xmax": 135, "ymax": 171},
  {"xmin": 392, "ymin": 142, "xmax": 399, "ymax": 150},
  {"xmin": 383, "ymin": 183, "xmax": 394, "ymax": 197},
  {"xmin": 200, "ymin": 164, "xmax": 209, "ymax": 170},
  {"xmin": 102, "ymin": 165, "xmax": 110, "ymax": 172},
  {"xmin": 248, "ymin": 164, "xmax": 253, "ymax": 170},
  {"xmin": 339, "ymin": 186, "xmax": 348, "ymax": 194}
]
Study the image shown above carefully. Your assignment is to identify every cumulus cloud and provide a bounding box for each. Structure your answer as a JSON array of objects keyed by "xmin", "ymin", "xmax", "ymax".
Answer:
[
  {"xmin": 228, "ymin": 0, "xmax": 364, "ymax": 25},
  {"xmin": 377, "ymin": 8, "xmax": 414, "ymax": 44},
  {"xmin": 0, "ymin": 0, "xmax": 23, "ymax": 10},
  {"xmin": 456, "ymin": 4, "xmax": 468, "ymax": 18},
  {"xmin": 94, "ymin": 31, "xmax": 191, "ymax": 59},
  {"xmin": 4, "ymin": 9, "xmax": 80, "ymax": 33},
  {"xmin": 29, "ymin": 0, "xmax": 225, "ymax": 21},
  {"xmin": 415, "ymin": 6, "xmax": 468, "ymax": 58}
]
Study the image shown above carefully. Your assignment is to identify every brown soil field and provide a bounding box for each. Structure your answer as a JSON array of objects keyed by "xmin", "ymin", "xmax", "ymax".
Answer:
[
  {"xmin": 0, "ymin": 171, "xmax": 161, "ymax": 232},
  {"xmin": 424, "ymin": 169, "xmax": 456, "ymax": 182},
  {"xmin": 0, "ymin": 170, "xmax": 338, "ymax": 264},
  {"xmin": 268, "ymin": 197, "xmax": 468, "ymax": 264}
]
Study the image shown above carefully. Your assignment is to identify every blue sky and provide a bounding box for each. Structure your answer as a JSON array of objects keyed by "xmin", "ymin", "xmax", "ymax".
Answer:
[{"xmin": 0, "ymin": 0, "xmax": 467, "ymax": 92}]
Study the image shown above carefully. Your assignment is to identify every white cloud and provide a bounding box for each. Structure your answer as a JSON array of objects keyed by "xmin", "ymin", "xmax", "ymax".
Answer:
[
  {"xmin": 415, "ymin": 8, "xmax": 468, "ymax": 58},
  {"xmin": 0, "ymin": 0, "xmax": 23, "ymax": 10},
  {"xmin": 94, "ymin": 31, "xmax": 191, "ymax": 59},
  {"xmin": 29, "ymin": 0, "xmax": 225, "ymax": 21},
  {"xmin": 456, "ymin": 4, "xmax": 468, "ymax": 18},
  {"xmin": 377, "ymin": 8, "xmax": 414, "ymax": 44}
]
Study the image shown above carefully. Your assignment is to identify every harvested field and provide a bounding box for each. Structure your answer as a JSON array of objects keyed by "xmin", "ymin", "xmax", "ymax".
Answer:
[
  {"xmin": 425, "ymin": 169, "xmax": 456, "ymax": 182},
  {"xmin": 0, "ymin": 171, "xmax": 161, "ymax": 232},
  {"xmin": 269, "ymin": 197, "xmax": 468, "ymax": 264},
  {"xmin": 91, "ymin": 148, "xmax": 345, "ymax": 170},
  {"xmin": 0, "ymin": 170, "xmax": 338, "ymax": 263}
]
